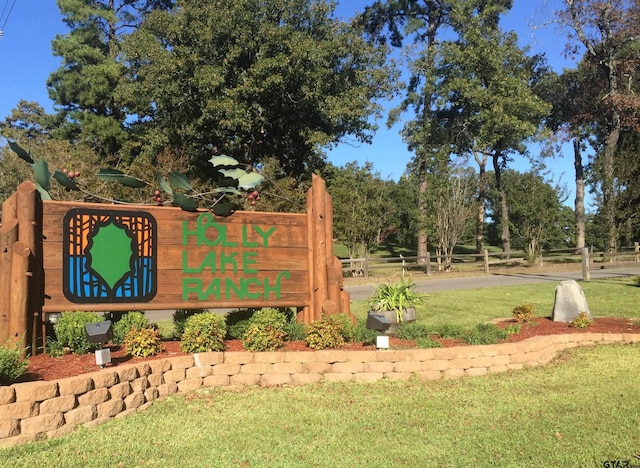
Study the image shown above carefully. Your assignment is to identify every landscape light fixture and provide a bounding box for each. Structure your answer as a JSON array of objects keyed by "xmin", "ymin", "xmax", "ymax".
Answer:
[
  {"xmin": 365, "ymin": 314, "xmax": 391, "ymax": 332},
  {"xmin": 376, "ymin": 335, "xmax": 390, "ymax": 349},
  {"xmin": 85, "ymin": 320, "xmax": 113, "ymax": 368},
  {"xmin": 45, "ymin": 312, "xmax": 62, "ymax": 325}
]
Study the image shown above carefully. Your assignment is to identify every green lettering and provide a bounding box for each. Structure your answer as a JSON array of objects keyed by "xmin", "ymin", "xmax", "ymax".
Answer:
[
  {"xmin": 242, "ymin": 278, "xmax": 263, "ymax": 299},
  {"xmin": 264, "ymin": 271, "xmax": 290, "ymax": 299},
  {"xmin": 241, "ymin": 225, "xmax": 259, "ymax": 247},
  {"xmin": 225, "ymin": 278, "xmax": 243, "ymax": 299},
  {"xmin": 203, "ymin": 278, "xmax": 221, "ymax": 300},
  {"xmin": 182, "ymin": 278, "xmax": 204, "ymax": 300},
  {"xmin": 242, "ymin": 251, "xmax": 258, "ymax": 274},
  {"xmin": 219, "ymin": 251, "xmax": 238, "ymax": 273},
  {"xmin": 254, "ymin": 226, "xmax": 276, "ymax": 248},
  {"xmin": 183, "ymin": 250, "xmax": 217, "ymax": 273},
  {"xmin": 182, "ymin": 221, "xmax": 200, "ymax": 246}
]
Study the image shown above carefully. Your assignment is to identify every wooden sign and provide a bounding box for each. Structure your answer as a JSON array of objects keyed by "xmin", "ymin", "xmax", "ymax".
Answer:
[{"xmin": 0, "ymin": 175, "xmax": 351, "ymax": 352}]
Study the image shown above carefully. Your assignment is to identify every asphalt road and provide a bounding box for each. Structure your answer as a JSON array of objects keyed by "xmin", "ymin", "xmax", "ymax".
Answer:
[{"xmin": 144, "ymin": 264, "xmax": 640, "ymax": 322}]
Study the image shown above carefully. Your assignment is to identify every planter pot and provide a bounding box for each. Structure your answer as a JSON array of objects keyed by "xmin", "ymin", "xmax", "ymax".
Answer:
[{"xmin": 366, "ymin": 308, "xmax": 416, "ymax": 335}]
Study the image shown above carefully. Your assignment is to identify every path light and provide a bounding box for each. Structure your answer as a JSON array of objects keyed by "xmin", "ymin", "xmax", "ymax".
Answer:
[
  {"xmin": 85, "ymin": 321, "xmax": 113, "ymax": 368},
  {"xmin": 366, "ymin": 314, "xmax": 391, "ymax": 350},
  {"xmin": 45, "ymin": 312, "xmax": 62, "ymax": 324}
]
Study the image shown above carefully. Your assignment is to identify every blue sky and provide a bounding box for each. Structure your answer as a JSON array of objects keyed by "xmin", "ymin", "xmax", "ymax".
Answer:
[{"xmin": 0, "ymin": 0, "xmax": 579, "ymax": 196}]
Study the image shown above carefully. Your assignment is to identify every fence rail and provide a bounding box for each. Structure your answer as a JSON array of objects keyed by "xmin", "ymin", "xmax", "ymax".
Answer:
[{"xmin": 340, "ymin": 243, "xmax": 640, "ymax": 280}]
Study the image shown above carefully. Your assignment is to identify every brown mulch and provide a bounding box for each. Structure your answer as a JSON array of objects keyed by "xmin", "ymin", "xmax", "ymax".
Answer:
[{"xmin": 19, "ymin": 317, "xmax": 640, "ymax": 383}]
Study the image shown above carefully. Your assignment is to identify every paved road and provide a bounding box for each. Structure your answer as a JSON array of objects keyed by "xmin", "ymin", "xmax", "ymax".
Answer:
[
  {"xmin": 344, "ymin": 265, "xmax": 640, "ymax": 300},
  {"xmin": 144, "ymin": 265, "xmax": 640, "ymax": 322}
]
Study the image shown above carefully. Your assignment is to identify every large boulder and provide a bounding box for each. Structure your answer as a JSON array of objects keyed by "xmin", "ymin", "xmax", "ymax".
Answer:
[{"xmin": 551, "ymin": 280, "xmax": 593, "ymax": 322}]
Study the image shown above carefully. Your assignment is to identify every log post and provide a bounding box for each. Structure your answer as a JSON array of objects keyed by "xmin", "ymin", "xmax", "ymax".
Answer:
[
  {"xmin": 310, "ymin": 175, "xmax": 328, "ymax": 320},
  {"xmin": 8, "ymin": 242, "xmax": 31, "ymax": 352},
  {"xmin": 0, "ymin": 219, "xmax": 19, "ymax": 345}
]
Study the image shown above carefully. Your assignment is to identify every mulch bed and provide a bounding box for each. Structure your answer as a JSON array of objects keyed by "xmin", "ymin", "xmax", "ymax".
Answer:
[{"xmin": 19, "ymin": 317, "xmax": 640, "ymax": 383}]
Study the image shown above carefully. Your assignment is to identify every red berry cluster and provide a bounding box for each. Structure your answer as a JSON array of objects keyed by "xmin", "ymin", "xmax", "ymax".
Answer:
[
  {"xmin": 63, "ymin": 169, "xmax": 81, "ymax": 179},
  {"xmin": 153, "ymin": 189, "xmax": 163, "ymax": 206},
  {"xmin": 247, "ymin": 190, "xmax": 260, "ymax": 206}
]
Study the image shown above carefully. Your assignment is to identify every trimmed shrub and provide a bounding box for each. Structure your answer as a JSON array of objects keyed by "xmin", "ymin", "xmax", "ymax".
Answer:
[
  {"xmin": 0, "ymin": 342, "xmax": 29, "ymax": 385},
  {"xmin": 304, "ymin": 316, "xmax": 345, "ymax": 350},
  {"xmin": 242, "ymin": 308, "xmax": 288, "ymax": 351},
  {"xmin": 123, "ymin": 328, "xmax": 164, "ymax": 357},
  {"xmin": 112, "ymin": 311, "xmax": 149, "ymax": 345},
  {"xmin": 173, "ymin": 309, "xmax": 206, "ymax": 339},
  {"xmin": 54, "ymin": 311, "xmax": 102, "ymax": 354},
  {"xmin": 512, "ymin": 303, "xmax": 535, "ymax": 324},
  {"xmin": 464, "ymin": 323, "xmax": 509, "ymax": 345},
  {"xmin": 180, "ymin": 313, "xmax": 226, "ymax": 352},
  {"xmin": 571, "ymin": 312, "xmax": 592, "ymax": 329}
]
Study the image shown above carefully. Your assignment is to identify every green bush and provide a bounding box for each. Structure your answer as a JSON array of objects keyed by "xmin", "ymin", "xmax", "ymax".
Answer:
[
  {"xmin": 283, "ymin": 321, "xmax": 305, "ymax": 341},
  {"xmin": 123, "ymin": 328, "xmax": 164, "ymax": 357},
  {"xmin": 512, "ymin": 303, "xmax": 535, "ymax": 324},
  {"xmin": 571, "ymin": 312, "xmax": 592, "ymax": 329},
  {"xmin": 173, "ymin": 309, "xmax": 207, "ymax": 339},
  {"xmin": 0, "ymin": 342, "xmax": 29, "ymax": 385},
  {"xmin": 241, "ymin": 308, "xmax": 289, "ymax": 351},
  {"xmin": 396, "ymin": 322, "xmax": 431, "ymax": 341},
  {"xmin": 180, "ymin": 313, "xmax": 226, "ymax": 352},
  {"xmin": 54, "ymin": 311, "xmax": 102, "ymax": 354},
  {"xmin": 112, "ymin": 311, "xmax": 149, "ymax": 345},
  {"xmin": 304, "ymin": 316, "xmax": 345, "ymax": 350},
  {"xmin": 432, "ymin": 323, "xmax": 465, "ymax": 339},
  {"xmin": 463, "ymin": 323, "xmax": 509, "ymax": 345},
  {"xmin": 227, "ymin": 319, "xmax": 251, "ymax": 340}
]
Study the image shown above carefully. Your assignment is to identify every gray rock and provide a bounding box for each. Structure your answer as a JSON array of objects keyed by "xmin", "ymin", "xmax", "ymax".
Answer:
[{"xmin": 551, "ymin": 280, "xmax": 592, "ymax": 322}]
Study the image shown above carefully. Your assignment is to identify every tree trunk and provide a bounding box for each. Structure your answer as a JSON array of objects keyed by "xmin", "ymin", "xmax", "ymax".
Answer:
[
  {"xmin": 474, "ymin": 151, "xmax": 487, "ymax": 255},
  {"xmin": 492, "ymin": 153, "xmax": 511, "ymax": 259},
  {"xmin": 573, "ymin": 138, "xmax": 586, "ymax": 250},
  {"xmin": 417, "ymin": 160, "xmax": 428, "ymax": 265}
]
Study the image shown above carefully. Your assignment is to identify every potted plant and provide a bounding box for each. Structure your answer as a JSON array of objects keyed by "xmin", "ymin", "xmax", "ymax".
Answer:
[{"xmin": 367, "ymin": 278, "xmax": 425, "ymax": 332}]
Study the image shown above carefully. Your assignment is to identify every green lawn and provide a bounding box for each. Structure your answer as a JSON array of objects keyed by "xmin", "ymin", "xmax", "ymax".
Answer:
[
  {"xmin": 2, "ymin": 344, "xmax": 639, "ymax": 466},
  {"xmin": 3, "ymin": 277, "xmax": 639, "ymax": 465}
]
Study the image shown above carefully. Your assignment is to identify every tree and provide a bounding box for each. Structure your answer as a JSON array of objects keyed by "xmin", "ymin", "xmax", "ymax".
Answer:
[
  {"xmin": 47, "ymin": 0, "xmax": 173, "ymax": 162},
  {"xmin": 122, "ymin": 0, "xmax": 395, "ymax": 179},
  {"xmin": 434, "ymin": 1, "xmax": 550, "ymax": 257},
  {"xmin": 359, "ymin": 0, "xmax": 454, "ymax": 266},
  {"xmin": 558, "ymin": 0, "xmax": 640, "ymax": 253},
  {"xmin": 487, "ymin": 170, "xmax": 571, "ymax": 264},
  {"xmin": 322, "ymin": 162, "xmax": 396, "ymax": 261},
  {"xmin": 433, "ymin": 168, "xmax": 476, "ymax": 271}
]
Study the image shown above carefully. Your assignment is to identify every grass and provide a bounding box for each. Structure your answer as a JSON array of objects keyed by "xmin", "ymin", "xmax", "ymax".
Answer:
[
  {"xmin": 2, "ymin": 344, "xmax": 639, "ymax": 466},
  {"xmin": 348, "ymin": 276, "xmax": 640, "ymax": 330}
]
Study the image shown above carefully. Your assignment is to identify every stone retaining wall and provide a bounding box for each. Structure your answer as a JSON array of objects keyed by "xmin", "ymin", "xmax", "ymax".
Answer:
[{"xmin": 1, "ymin": 333, "xmax": 638, "ymax": 447}]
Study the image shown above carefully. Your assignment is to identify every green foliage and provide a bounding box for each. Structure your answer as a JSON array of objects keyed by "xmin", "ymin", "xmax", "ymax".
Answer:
[
  {"xmin": 571, "ymin": 312, "xmax": 592, "ymax": 329},
  {"xmin": 112, "ymin": 311, "xmax": 149, "ymax": 345},
  {"xmin": 123, "ymin": 328, "xmax": 164, "ymax": 358},
  {"xmin": 0, "ymin": 342, "xmax": 29, "ymax": 385},
  {"xmin": 504, "ymin": 324, "xmax": 522, "ymax": 335},
  {"xmin": 241, "ymin": 309, "xmax": 289, "ymax": 352},
  {"xmin": 46, "ymin": 339, "xmax": 65, "ymax": 358},
  {"xmin": 416, "ymin": 337, "xmax": 442, "ymax": 349},
  {"xmin": 227, "ymin": 320, "xmax": 251, "ymax": 340},
  {"xmin": 283, "ymin": 321, "xmax": 306, "ymax": 341},
  {"xmin": 463, "ymin": 323, "xmax": 509, "ymax": 346},
  {"xmin": 432, "ymin": 323, "xmax": 465, "ymax": 339},
  {"xmin": 173, "ymin": 309, "xmax": 206, "ymax": 339},
  {"xmin": 54, "ymin": 311, "xmax": 102, "ymax": 355},
  {"xmin": 304, "ymin": 316, "xmax": 346, "ymax": 350},
  {"xmin": 368, "ymin": 278, "xmax": 424, "ymax": 323},
  {"xmin": 180, "ymin": 313, "xmax": 227, "ymax": 353},
  {"xmin": 350, "ymin": 318, "xmax": 378, "ymax": 345},
  {"xmin": 512, "ymin": 303, "xmax": 535, "ymax": 324},
  {"xmin": 396, "ymin": 322, "xmax": 431, "ymax": 341},
  {"xmin": 122, "ymin": 0, "xmax": 395, "ymax": 177}
]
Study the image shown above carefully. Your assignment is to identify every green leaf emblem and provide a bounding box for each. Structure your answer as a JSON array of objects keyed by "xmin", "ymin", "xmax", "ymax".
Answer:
[{"xmin": 88, "ymin": 222, "xmax": 133, "ymax": 289}]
